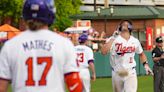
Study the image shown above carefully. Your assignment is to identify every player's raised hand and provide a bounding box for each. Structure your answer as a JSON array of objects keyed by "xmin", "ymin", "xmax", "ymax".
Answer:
[
  {"xmin": 112, "ymin": 30, "xmax": 119, "ymax": 38},
  {"xmin": 144, "ymin": 64, "xmax": 154, "ymax": 76}
]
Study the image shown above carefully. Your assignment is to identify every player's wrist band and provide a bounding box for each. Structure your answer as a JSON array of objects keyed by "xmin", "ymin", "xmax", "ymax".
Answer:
[{"xmin": 143, "ymin": 61, "xmax": 148, "ymax": 66}]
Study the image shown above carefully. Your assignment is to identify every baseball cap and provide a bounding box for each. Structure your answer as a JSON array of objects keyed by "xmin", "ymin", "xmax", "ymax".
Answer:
[{"xmin": 156, "ymin": 36, "xmax": 163, "ymax": 43}]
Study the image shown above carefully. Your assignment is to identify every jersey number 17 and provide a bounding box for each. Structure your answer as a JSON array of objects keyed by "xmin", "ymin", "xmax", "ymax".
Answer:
[{"xmin": 25, "ymin": 57, "xmax": 52, "ymax": 86}]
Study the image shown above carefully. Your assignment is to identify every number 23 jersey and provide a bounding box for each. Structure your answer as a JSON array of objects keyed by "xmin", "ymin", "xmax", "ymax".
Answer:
[{"xmin": 75, "ymin": 45, "xmax": 94, "ymax": 69}]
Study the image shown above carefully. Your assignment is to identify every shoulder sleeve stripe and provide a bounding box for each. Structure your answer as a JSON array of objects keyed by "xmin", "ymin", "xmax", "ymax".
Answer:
[{"xmin": 88, "ymin": 60, "xmax": 94, "ymax": 64}]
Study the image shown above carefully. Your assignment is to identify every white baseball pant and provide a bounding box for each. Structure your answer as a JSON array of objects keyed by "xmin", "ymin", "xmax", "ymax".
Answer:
[
  {"xmin": 79, "ymin": 68, "xmax": 91, "ymax": 92},
  {"xmin": 112, "ymin": 67, "xmax": 137, "ymax": 92}
]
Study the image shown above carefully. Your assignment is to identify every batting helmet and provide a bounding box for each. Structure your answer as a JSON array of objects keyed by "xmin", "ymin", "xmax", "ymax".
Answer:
[
  {"xmin": 78, "ymin": 34, "xmax": 88, "ymax": 43},
  {"xmin": 23, "ymin": 0, "xmax": 55, "ymax": 25},
  {"xmin": 118, "ymin": 20, "xmax": 133, "ymax": 32}
]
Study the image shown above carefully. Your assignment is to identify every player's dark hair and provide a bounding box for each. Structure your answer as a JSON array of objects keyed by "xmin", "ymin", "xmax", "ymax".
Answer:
[
  {"xmin": 79, "ymin": 41, "xmax": 86, "ymax": 44},
  {"xmin": 119, "ymin": 20, "xmax": 132, "ymax": 26},
  {"xmin": 26, "ymin": 20, "xmax": 48, "ymax": 31}
]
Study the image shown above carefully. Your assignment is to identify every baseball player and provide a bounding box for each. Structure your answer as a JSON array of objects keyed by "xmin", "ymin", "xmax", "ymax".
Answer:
[
  {"xmin": 101, "ymin": 20, "xmax": 153, "ymax": 92},
  {"xmin": 0, "ymin": 0, "xmax": 83, "ymax": 92},
  {"xmin": 75, "ymin": 34, "xmax": 96, "ymax": 92}
]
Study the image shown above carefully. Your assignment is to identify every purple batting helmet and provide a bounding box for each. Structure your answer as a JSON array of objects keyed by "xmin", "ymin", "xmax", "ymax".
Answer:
[
  {"xmin": 23, "ymin": 0, "xmax": 55, "ymax": 25},
  {"xmin": 78, "ymin": 34, "xmax": 88, "ymax": 43}
]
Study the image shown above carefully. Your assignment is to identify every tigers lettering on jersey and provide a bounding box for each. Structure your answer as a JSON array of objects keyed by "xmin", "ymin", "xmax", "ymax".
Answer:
[
  {"xmin": 110, "ymin": 35, "xmax": 143, "ymax": 69},
  {"xmin": 115, "ymin": 43, "xmax": 135, "ymax": 56},
  {"xmin": 22, "ymin": 40, "xmax": 54, "ymax": 51}
]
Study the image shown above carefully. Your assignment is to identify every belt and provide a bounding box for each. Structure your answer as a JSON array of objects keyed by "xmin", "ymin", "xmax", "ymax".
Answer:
[{"xmin": 112, "ymin": 67, "xmax": 136, "ymax": 71}]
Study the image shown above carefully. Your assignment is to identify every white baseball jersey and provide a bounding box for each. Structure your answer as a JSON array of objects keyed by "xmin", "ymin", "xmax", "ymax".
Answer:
[
  {"xmin": 75, "ymin": 45, "xmax": 94, "ymax": 69},
  {"xmin": 110, "ymin": 35, "xmax": 143, "ymax": 71},
  {"xmin": 0, "ymin": 29, "xmax": 78, "ymax": 92},
  {"xmin": 75, "ymin": 45, "xmax": 94, "ymax": 92}
]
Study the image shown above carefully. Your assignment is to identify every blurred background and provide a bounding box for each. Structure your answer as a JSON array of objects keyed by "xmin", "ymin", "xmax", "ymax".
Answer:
[{"xmin": 0, "ymin": 0, "xmax": 164, "ymax": 77}]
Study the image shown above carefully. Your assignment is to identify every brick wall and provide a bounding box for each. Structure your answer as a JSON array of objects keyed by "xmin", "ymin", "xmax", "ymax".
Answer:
[
  {"xmin": 91, "ymin": 19, "xmax": 157, "ymax": 35},
  {"xmin": 91, "ymin": 19, "xmax": 161, "ymax": 50},
  {"xmin": 92, "ymin": 19, "xmax": 121, "ymax": 36},
  {"xmin": 154, "ymin": 19, "xmax": 164, "ymax": 42}
]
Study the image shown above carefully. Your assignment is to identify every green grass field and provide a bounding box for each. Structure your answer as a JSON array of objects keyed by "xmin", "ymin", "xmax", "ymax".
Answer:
[
  {"xmin": 91, "ymin": 76, "xmax": 153, "ymax": 92},
  {"xmin": 8, "ymin": 76, "xmax": 153, "ymax": 92}
]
